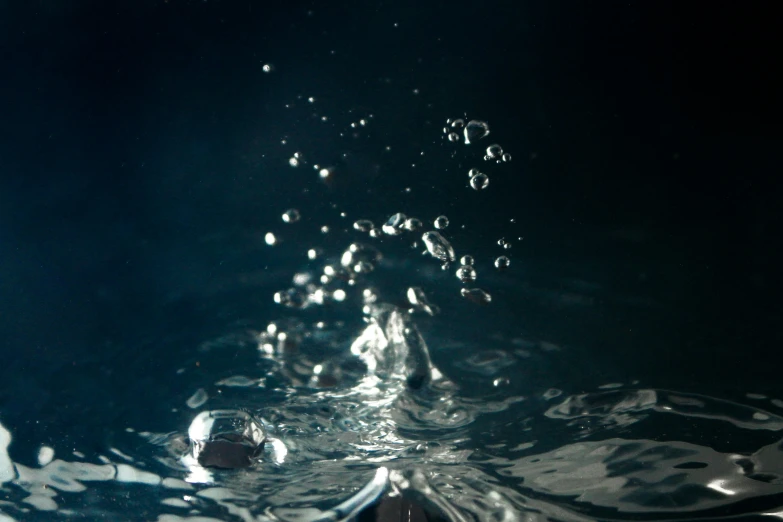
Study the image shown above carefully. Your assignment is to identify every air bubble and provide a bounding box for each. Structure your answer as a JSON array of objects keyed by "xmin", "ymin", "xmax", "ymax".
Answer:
[
  {"xmin": 486, "ymin": 144, "xmax": 503, "ymax": 159},
  {"xmin": 464, "ymin": 120, "xmax": 490, "ymax": 144},
  {"xmin": 470, "ymin": 173, "xmax": 489, "ymax": 190},
  {"xmin": 186, "ymin": 410, "xmax": 266, "ymax": 469},
  {"xmin": 282, "ymin": 209, "xmax": 301, "ymax": 223},
  {"xmin": 460, "ymin": 255, "xmax": 474, "ymax": 266},
  {"xmin": 422, "ymin": 231, "xmax": 455, "ymax": 262},
  {"xmin": 495, "ymin": 256, "xmax": 510, "ymax": 270},
  {"xmin": 353, "ymin": 219, "xmax": 374, "ymax": 232},
  {"xmin": 434, "ymin": 216, "xmax": 449, "ymax": 230},
  {"xmin": 456, "ymin": 265, "xmax": 477, "ymax": 283},
  {"xmin": 461, "ymin": 287, "xmax": 492, "ymax": 304}
]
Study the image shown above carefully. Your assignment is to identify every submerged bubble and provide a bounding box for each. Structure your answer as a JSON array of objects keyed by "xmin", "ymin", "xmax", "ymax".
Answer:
[
  {"xmin": 353, "ymin": 219, "xmax": 374, "ymax": 232},
  {"xmin": 282, "ymin": 209, "xmax": 301, "ymax": 223},
  {"xmin": 382, "ymin": 213, "xmax": 407, "ymax": 236},
  {"xmin": 422, "ymin": 231, "xmax": 455, "ymax": 262},
  {"xmin": 460, "ymin": 287, "xmax": 492, "ymax": 304},
  {"xmin": 186, "ymin": 410, "xmax": 266, "ymax": 470},
  {"xmin": 460, "ymin": 255, "xmax": 474, "ymax": 266},
  {"xmin": 486, "ymin": 144, "xmax": 503, "ymax": 160},
  {"xmin": 456, "ymin": 265, "xmax": 477, "ymax": 283},
  {"xmin": 495, "ymin": 256, "xmax": 510, "ymax": 270},
  {"xmin": 464, "ymin": 120, "xmax": 490, "ymax": 144},
  {"xmin": 447, "ymin": 132, "xmax": 460, "ymax": 143},
  {"xmin": 434, "ymin": 216, "xmax": 449, "ymax": 230},
  {"xmin": 470, "ymin": 173, "xmax": 489, "ymax": 190}
]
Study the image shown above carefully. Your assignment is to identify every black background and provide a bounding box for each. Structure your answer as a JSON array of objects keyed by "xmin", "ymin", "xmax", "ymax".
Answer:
[{"xmin": 1, "ymin": 0, "xmax": 781, "ymax": 447}]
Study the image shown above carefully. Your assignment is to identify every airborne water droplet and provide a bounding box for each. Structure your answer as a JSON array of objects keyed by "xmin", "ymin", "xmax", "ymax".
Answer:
[
  {"xmin": 382, "ymin": 213, "xmax": 407, "ymax": 236},
  {"xmin": 495, "ymin": 256, "xmax": 511, "ymax": 270},
  {"xmin": 447, "ymin": 132, "xmax": 460, "ymax": 143},
  {"xmin": 502, "ymin": 152, "xmax": 512, "ymax": 162},
  {"xmin": 403, "ymin": 217, "xmax": 422, "ymax": 231},
  {"xmin": 422, "ymin": 231, "xmax": 455, "ymax": 262},
  {"xmin": 461, "ymin": 287, "xmax": 492, "ymax": 304},
  {"xmin": 434, "ymin": 215, "xmax": 449, "ymax": 230},
  {"xmin": 463, "ymin": 120, "xmax": 490, "ymax": 144},
  {"xmin": 456, "ymin": 265, "xmax": 477, "ymax": 283},
  {"xmin": 470, "ymin": 173, "xmax": 489, "ymax": 190},
  {"xmin": 353, "ymin": 219, "xmax": 374, "ymax": 232},
  {"xmin": 282, "ymin": 209, "xmax": 301, "ymax": 223},
  {"xmin": 486, "ymin": 144, "xmax": 503, "ymax": 160},
  {"xmin": 460, "ymin": 255, "xmax": 474, "ymax": 266}
]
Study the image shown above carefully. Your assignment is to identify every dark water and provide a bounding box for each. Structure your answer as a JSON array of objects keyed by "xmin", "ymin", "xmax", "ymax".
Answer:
[{"xmin": 1, "ymin": 1, "xmax": 782, "ymax": 521}]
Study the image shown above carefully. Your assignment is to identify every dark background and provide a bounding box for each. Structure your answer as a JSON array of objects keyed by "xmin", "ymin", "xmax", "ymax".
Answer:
[{"xmin": 1, "ymin": 0, "xmax": 781, "ymax": 450}]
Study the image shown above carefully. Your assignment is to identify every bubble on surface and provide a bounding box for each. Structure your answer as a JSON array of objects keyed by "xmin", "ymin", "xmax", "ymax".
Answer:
[
  {"xmin": 353, "ymin": 219, "xmax": 374, "ymax": 232},
  {"xmin": 406, "ymin": 287, "xmax": 440, "ymax": 316},
  {"xmin": 463, "ymin": 120, "xmax": 490, "ymax": 144},
  {"xmin": 447, "ymin": 132, "xmax": 460, "ymax": 143},
  {"xmin": 186, "ymin": 389, "xmax": 208, "ymax": 409},
  {"xmin": 495, "ymin": 256, "xmax": 510, "ymax": 270},
  {"xmin": 433, "ymin": 216, "xmax": 449, "ymax": 230},
  {"xmin": 282, "ymin": 209, "xmax": 301, "ymax": 223},
  {"xmin": 422, "ymin": 231, "xmax": 455, "ymax": 262},
  {"xmin": 382, "ymin": 213, "xmax": 407, "ymax": 236},
  {"xmin": 460, "ymin": 288, "xmax": 492, "ymax": 304},
  {"xmin": 456, "ymin": 266, "xmax": 477, "ymax": 283},
  {"xmin": 486, "ymin": 144, "xmax": 503, "ymax": 160},
  {"xmin": 470, "ymin": 173, "xmax": 489, "ymax": 190},
  {"xmin": 502, "ymin": 152, "xmax": 512, "ymax": 162},
  {"xmin": 460, "ymin": 255, "xmax": 474, "ymax": 266},
  {"xmin": 185, "ymin": 410, "xmax": 266, "ymax": 470}
]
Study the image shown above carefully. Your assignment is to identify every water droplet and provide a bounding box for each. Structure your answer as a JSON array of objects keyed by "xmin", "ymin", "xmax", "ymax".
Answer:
[
  {"xmin": 265, "ymin": 232, "xmax": 277, "ymax": 245},
  {"xmin": 422, "ymin": 231, "xmax": 455, "ymax": 262},
  {"xmin": 186, "ymin": 388, "xmax": 208, "ymax": 409},
  {"xmin": 460, "ymin": 255, "xmax": 474, "ymax": 266},
  {"xmin": 495, "ymin": 256, "xmax": 510, "ymax": 270},
  {"xmin": 382, "ymin": 213, "xmax": 407, "ymax": 236},
  {"xmin": 468, "ymin": 167, "xmax": 482, "ymax": 178},
  {"xmin": 369, "ymin": 228, "xmax": 382, "ymax": 238},
  {"xmin": 447, "ymin": 132, "xmax": 460, "ymax": 143},
  {"xmin": 493, "ymin": 377, "xmax": 510, "ymax": 387},
  {"xmin": 319, "ymin": 167, "xmax": 332, "ymax": 179},
  {"xmin": 186, "ymin": 410, "xmax": 266, "ymax": 469},
  {"xmin": 502, "ymin": 152, "xmax": 512, "ymax": 162},
  {"xmin": 273, "ymin": 288, "xmax": 309, "ymax": 308},
  {"xmin": 309, "ymin": 361, "xmax": 343, "ymax": 388},
  {"xmin": 450, "ymin": 118, "xmax": 465, "ymax": 129},
  {"xmin": 407, "ymin": 287, "xmax": 440, "ymax": 316},
  {"xmin": 403, "ymin": 217, "xmax": 422, "ymax": 231},
  {"xmin": 470, "ymin": 173, "xmax": 489, "ymax": 190},
  {"xmin": 308, "ymin": 97, "xmax": 315, "ymax": 103},
  {"xmin": 307, "ymin": 248, "xmax": 321, "ymax": 260},
  {"xmin": 262, "ymin": 63, "xmax": 273, "ymax": 73},
  {"xmin": 353, "ymin": 219, "xmax": 374, "ymax": 232},
  {"xmin": 456, "ymin": 265, "xmax": 477, "ymax": 283},
  {"xmin": 289, "ymin": 157, "xmax": 300, "ymax": 167},
  {"xmin": 463, "ymin": 120, "xmax": 490, "ymax": 144},
  {"xmin": 282, "ymin": 209, "xmax": 301, "ymax": 223},
  {"xmin": 434, "ymin": 215, "xmax": 449, "ymax": 230},
  {"xmin": 461, "ymin": 287, "xmax": 492, "ymax": 304},
  {"xmin": 486, "ymin": 144, "xmax": 503, "ymax": 159}
]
